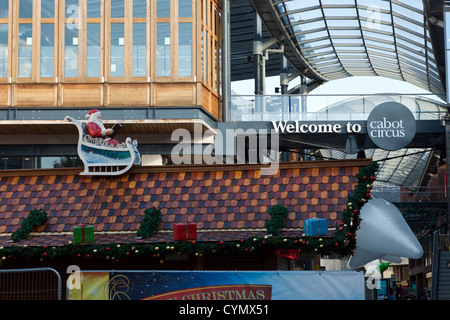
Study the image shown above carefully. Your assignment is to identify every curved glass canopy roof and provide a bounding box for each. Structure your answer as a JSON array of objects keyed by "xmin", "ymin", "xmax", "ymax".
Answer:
[
  {"xmin": 251, "ymin": 0, "xmax": 445, "ymax": 96},
  {"xmin": 309, "ymin": 94, "xmax": 448, "ymax": 120}
]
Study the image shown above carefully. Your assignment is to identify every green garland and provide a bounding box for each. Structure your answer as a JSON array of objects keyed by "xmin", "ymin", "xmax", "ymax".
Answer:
[
  {"xmin": 332, "ymin": 161, "xmax": 379, "ymax": 255},
  {"xmin": 136, "ymin": 206, "xmax": 162, "ymax": 239},
  {"xmin": 1, "ymin": 162, "xmax": 379, "ymax": 262},
  {"xmin": 11, "ymin": 209, "xmax": 48, "ymax": 243},
  {"xmin": 265, "ymin": 204, "xmax": 288, "ymax": 235}
]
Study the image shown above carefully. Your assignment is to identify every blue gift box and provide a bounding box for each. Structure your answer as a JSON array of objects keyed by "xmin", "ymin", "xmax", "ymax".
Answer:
[{"xmin": 303, "ymin": 218, "xmax": 328, "ymax": 236}]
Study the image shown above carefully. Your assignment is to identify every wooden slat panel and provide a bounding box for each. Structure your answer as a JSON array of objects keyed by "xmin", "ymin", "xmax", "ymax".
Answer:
[
  {"xmin": 0, "ymin": 85, "xmax": 11, "ymax": 107},
  {"xmin": 61, "ymin": 84, "xmax": 103, "ymax": 107},
  {"xmin": 14, "ymin": 84, "xmax": 57, "ymax": 107},
  {"xmin": 154, "ymin": 83, "xmax": 195, "ymax": 106},
  {"xmin": 210, "ymin": 93, "xmax": 219, "ymax": 119},
  {"xmin": 106, "ymin": 83, "xmax": 150, "ymax": 107}
]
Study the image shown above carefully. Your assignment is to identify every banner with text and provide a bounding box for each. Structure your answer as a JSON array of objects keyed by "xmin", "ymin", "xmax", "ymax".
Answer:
[{"xmin": 68, "ymin": 270, "xmax": 365, "ymax": 300}]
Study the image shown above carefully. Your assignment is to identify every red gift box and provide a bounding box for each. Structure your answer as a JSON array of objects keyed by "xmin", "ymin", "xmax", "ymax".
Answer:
[{"xmin": 174, "ymin": 223, "xmax": 197, "ymax": 241}]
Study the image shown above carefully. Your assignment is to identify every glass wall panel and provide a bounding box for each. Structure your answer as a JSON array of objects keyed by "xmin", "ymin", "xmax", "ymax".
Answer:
[
  {"xmin": 133, "ymin": 23, "xmax": 146, "ymax": 77},
  {"xmin": 41, "ymin": 0, "xmax": 55, "ymax": 18},
  {"xmin": 65, "ymin": 0, "xmax": 79, "ymax": 18},
  {"xmin": 0, "ymin": 24, "xmax": 7, "ymax": 78},
  {"xmin": 64, "ymin": 25, "xmax": 78, "ymax": 77},
  {"xmin": 40, "ymin": 24, "xmax": 54, "ymax": 77},
  {"xmin": 157, "ymin": 0, "xmax": 170, "ymax": 17},
  {"xmin": 18, "ymin": 24, "xmax": 33, "ymax": 77},
  {"xmin": 0, "ymin": 1, "xmax": 7, "ymax": 19},
  {"xmin": 133, "ymin": 0, "xmax": 147, "ymax": 18},
  {"xmin": 110, "ymin": 23, "xmax": 124, "ymax": 77},
  {"xmin": 200, "ymin": 28, "xmax": 204, "ymax": 80},
  {"xmin": 204, "ymin": 29, "xmax": 208, "ymax": 82},
  {"xmin": 87, "ymin": 0, "xmax": 101, "ymax": 18},
  {"xmin": 178, "ymin": 23, "xmax": 192, "ymax": 77},
  {"xmin": 19, "ymin": 0, "xmax": 33, "ymax": 18},
  {"xmin": 156, "ymin": 23, "xmax": 170, "ymax": 77},
  {"xmin": 179, "ymin": 0, "xmax": 192, "ymax": 17},
  {"xmin": 111, "ymin": 0, "xmax": 125, "ymax": 18},
  {"xmin": 215, "ymin": 39, "xmax": 218, "ymax": 89},
  {"xmin": 86, "ymin": 23, "xmax": 101, "ymax": 77}
]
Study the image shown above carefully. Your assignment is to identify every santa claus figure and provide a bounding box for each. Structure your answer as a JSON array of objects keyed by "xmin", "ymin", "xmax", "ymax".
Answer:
[{"xmin": 86, "ymin": 109, "xmax": 119, "ymax": 147}]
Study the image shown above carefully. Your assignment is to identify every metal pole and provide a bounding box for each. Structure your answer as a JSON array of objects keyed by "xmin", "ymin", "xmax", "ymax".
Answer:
[
  {"xmin": 444, "ymin": 4, "xmax": 450, "ymax": 232},
  {"xmin": 222, "ymin": 0, "xmax": 231, "ymax": 122},
  {"xmin": 445, "ymin": 4, "xmax": 450, "ymax": 104},
  {"xmin": 254, "ymin": 14, "xmax": 263, "ymax": 96},
  {"xmin": 254, "ymin": 13, "xmax": 264, "ymax": 119},
  {"xmin": 300, "ymin": 75, "xmax": 307, "ymax": 115},
  {"xmin": 280, "ymin": 56, "xmax": 289, "ymax": 161},
  {"xmin": 280, "ymin": 56, "xmax": 288, "ymax": 95},
  {"xmin": 430, "ymin": 231, "xmax": 440, "ymax": 300}
]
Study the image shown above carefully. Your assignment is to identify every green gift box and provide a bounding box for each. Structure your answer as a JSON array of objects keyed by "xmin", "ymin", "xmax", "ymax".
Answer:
[{"xmin": 73, "ymin": 224, "xmax": 95, "ymax": 243}]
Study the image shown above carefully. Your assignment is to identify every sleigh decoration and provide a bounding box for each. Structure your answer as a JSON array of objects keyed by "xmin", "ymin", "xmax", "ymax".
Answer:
[{"xmin": 65, "ymin": 116, "xmax": 141, "ymax": 176}]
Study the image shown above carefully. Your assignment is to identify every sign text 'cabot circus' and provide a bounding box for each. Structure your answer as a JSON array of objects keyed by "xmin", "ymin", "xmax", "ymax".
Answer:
[
  {"xmin": 270, "ymin": 102, "xmax": 417, "ymax": 151},
  {"xmin": 271, "ymin": 121, "xmax": 362, "ymax": 134},
  {"xmin": 366, "ymin": 101, "xmax": 416, "ymax": 151}
]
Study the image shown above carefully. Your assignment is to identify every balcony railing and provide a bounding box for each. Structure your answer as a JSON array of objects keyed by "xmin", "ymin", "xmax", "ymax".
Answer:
[
  {"xmin": 230, "ymin": 93, "xmax": 447, "ymax": 122},
  {"xmin": 371, "ymin": 185, "xmax": 448, "ymax": 203}
]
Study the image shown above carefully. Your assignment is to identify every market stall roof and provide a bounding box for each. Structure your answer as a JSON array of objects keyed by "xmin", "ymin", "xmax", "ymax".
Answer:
[{"xmin": 0, "ymin": 160, "xmax": 370, "ymax": 250}]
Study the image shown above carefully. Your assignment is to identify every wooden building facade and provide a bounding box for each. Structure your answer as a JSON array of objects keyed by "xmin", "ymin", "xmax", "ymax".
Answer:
[{"xmin": 0, "ymin": 0, "xmax": 222, "ymax": 119}]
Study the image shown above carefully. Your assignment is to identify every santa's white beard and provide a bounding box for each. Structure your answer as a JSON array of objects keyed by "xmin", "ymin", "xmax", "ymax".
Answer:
[{"xmin": 89, "ymin": 114, "xmax": 107, "ymax": 136}]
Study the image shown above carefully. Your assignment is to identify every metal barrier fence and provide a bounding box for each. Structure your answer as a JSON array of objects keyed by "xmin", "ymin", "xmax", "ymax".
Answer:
[{"xmin": 0, "ymin": 268, "xmax": 62, "ymax": 300}]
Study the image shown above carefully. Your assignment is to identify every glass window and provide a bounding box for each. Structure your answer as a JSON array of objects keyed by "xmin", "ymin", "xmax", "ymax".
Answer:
[
  {"xmin": 41, "ymin": 0, "xmax": 55, "ymax": 18},
  {"xmin": 86, "ymin": 23, "xmax": 101, "ymax": 77},
  {"xmin": 294, "ymin": 20, "xmax": 326, "ymax": 33},
  {"xmin": 133, "ymin": 0, "xmax": 147, "ymax": 18},
  {"xmin": 323, "ymin": 7, "xmax": 357, "ymax": 18},
  {"xmin": 19, "ymin": 0, "xmax": 33, "ymax": 18},
  {"xmin": 133, "ymin": 23, "xmax": 146, "ymax": 77},
  {"xmin": 179, "ymin": 0, "xmax": 192, "ymax": 18},
  {"xmin": 111, "ymin": 0, "xmax": 125, "ymax": 18},
  {"xmin": 214, "ymin": 40, "xmax": 218, "ymax": 89},
  {"xmin": 110, "ymin": 23, "xmax": 124, "ymax": 77},
  {"xmin": 157, "ymin": 0, "xmax": 170, "ymax": 17},
  {"xmin": 87, "ymin": 0, "xmax": 101, "ymax": 18},
  {"xmin": 64, "ymin": 25, "xmax": 78, "ymax": 77},
  {"xmin": 204, "ymin": 30, "xmax": 208, "ymax": 82},
  {"xmin": 18, "ymin": 24, "xmax": 33, "ymax": 77},
  {"xmin": 178, "ymin": 23, "xmax": 192, "ymax": 77},
  {"xmin": 156, "ymin": 23, "xmax": 170, "ymax": 77},
  {"xmin": 0, "ymin": 0, "xmax": 7, "ymax": 19},
  {"xmin": 0, "ymin": 24, "xmax": 7, "ymax": 78},
  {"xmin": 65, "ymin": 0, "xmax": 79, "ymax": 18},
  {"xmin": 200, "ymin": 28, "xmax": 204, "ymax": 80},
  {"xmin": 40, "ymin": 24, "xmax": 54, "ymax": 77}
]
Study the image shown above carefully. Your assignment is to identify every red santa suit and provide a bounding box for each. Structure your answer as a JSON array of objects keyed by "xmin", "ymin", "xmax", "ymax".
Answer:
[{"xmin": 86, "ymin": 109, "xmax": 119, "ymax": 147}]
